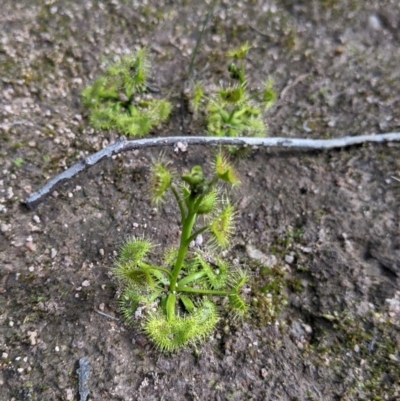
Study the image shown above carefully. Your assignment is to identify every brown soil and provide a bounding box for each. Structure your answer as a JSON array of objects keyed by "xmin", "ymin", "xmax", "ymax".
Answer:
[{"xmin": 0, "ymin": 1, "xmax": 399, "ymax": 400}]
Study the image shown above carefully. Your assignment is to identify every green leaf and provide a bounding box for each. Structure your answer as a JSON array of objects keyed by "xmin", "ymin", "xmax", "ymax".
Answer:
[
  {"xmin": 262, "ymin": 77, "xmax": 276, "ymax": 110},
  {"xmin": 197, "ymin": 188, "xmax": 217, "ymax": 214},
  {"xmin": 166, "ymin": 293, "xmax": 176, "ymax": 321},
  {"xmin": 214, "ymin": 153, "xmax": 240, "ymax": 185},
  {"xmin": 145, "ymin": 299, "xmax": 218, "ymax": 351},
  {"xmin": 119, "ymin": 237, "xmax": 152, "ymax": 264},
  {"xmin": 228, "ymin": 292, "xmax": 247, "ymax": 316},
  {"xmin": 209, "ymin": 202, "xmax": 236, "ymax": 249},
  {"xmin": 181, "ymin": 166, "xmax": 204, "ymax": 186},
  {"xmin": 227, "ymin": 42, "xmax": 250, "ymax": 59},
  {"xmin": 177, "ymin": 271, "xmax": 206, "ymax": 287},
  {"xmin": 218, "ymin": 85, "xmax": 244, "ymax": 104},
  {"xmin": 150, "ymin": 162, "xmax": 172, "ymax": 205},
  {"xmin": 196, "ymin": 254, "xmax": 228, "ymax": 290},
  {"xmin": 180, "ymin": 295, "xmax": 195, "ymax": 313},
  {"xmin": 191, "ymin": 82, "xmax": 204, "ymax": 113}
]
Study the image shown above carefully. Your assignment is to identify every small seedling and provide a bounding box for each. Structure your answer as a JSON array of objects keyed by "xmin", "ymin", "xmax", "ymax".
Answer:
[
  {"xmin": 13, "ymin": 157, "xmax": 24, "ymax": 168},
  {"xmin": 188, "ymin": 43, "xmax": 276, "ymax": 139},
  {"xmin": 113, "ymin": 153, "xmax": 249, "ymax": 351},
  {"xmin": 82, "ymin": 48, "xmax": 171, "ymax": 137}
]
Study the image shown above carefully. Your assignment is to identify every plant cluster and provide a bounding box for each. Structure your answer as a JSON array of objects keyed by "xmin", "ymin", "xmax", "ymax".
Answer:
[
  {"xmin": 113, "ymin": 153, "xmax": 249, "ymax": 351},
  {"xmin": 82, "ymin": 48, "xmax": 171, "ymax": 137},
  {"xmin": 189, "ymin": 43, "xmax": 276, "ymax": 139}
]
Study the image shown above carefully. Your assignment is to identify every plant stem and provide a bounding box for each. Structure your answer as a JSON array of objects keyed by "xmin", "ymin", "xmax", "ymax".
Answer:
[
  {"xmin": 176, "ymin": 286, "xmax": 231, "ymax": 296},
  {"xmin": 169, "ymin": 201, "xmax": 197, "ymax": 292},
  {"xmin": 170, "ymin": 184, "xmax": 186, "ymax": 222},
  {"xmin": 147, "ymin": 265, "xmax": 173, "ymax": 278},
  {"xmin": 227, "ymin": 108, "xmax": 237, "ymax": 124},
  {"xmin": 187, "ymin": 226, "xmax": 208, "ymax": 244},
  {"xmin": 177, "ymin": 271, "xmax": 206, "ymax": 287}
]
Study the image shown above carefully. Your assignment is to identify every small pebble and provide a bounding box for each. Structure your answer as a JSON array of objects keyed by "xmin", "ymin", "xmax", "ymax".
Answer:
[
  {"xmin": 1, "ymin": 224, "xmax": 10, "ymax": 233},
  {"xmin": 300, "ymin": 246, "xmax": 312, "ymax": 253},
  {"xmin": 302, "ymin": 323, "xmax": 313, "ymax": 334},
  {"xmin": 368, "ymin": 14, "xmax": 382, "ymax": 30},
  {"xmin": 195, "ymin": 234, "xmax": 203, "ymax": 246},
  {"xmin": 246, "ymin": 244, "xmax": 277, "ymax": 266},
  {"xmin": 174, "ymin": 141, "xmax": 188, "ymax": 153},
  {"xmin": 25, "ymin": 241, "xmax": 36, "ymax": 252},
  {"xmin": 65, "ymin": 388, "xmax": 74, "ymax": 401},
  {"xmin": 82, "ymin": 280, "xmax": 90, "ymax": 287},
  {"xmin": 27, "ymin": 330, "xmax": 38, "ymax": 346},
  {"xmin": 51, "ymin": 248, "xmax": 57, "ymax": 258},
  {"xmin": 6, "ymin": 187, "xmax": 14, "ymax": 199},
  {"xmin": 285, "ymin": 254, "xmax": 295, "ymax": 264},
  {"xmin": 33, "ymin": 215, "xmax": 41, "ymax": 223},
  {"xmin": 99, "ymin": 248, "xmax": 104, "ymax": 257},
  {"xmin": 55, "ymin": 346, "xmax": 60, "ymax": 352}
]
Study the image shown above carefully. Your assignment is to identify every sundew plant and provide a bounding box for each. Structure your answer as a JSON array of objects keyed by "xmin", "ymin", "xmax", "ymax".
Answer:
[
  {"xmin": 113, "ymin": 153, "xmax": 249, "ymax": 351},
  {"xmin": 189, "ymin": 43, "xmax": 276, "ymax": 139},
  {"xmin": 82, "ymin": 48, "xmax": 171, "ymax": 137}
]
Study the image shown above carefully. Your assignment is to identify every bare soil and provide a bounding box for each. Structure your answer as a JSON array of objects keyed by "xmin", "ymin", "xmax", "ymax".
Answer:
[{"xmin": 0, "ymin": 1, "xmax": 399, "ymax": 400}]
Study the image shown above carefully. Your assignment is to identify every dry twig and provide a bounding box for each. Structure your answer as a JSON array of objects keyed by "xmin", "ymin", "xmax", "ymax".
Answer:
[{"xmin": 24, "ymin": 132, "xmax": 400, "ymax": 209}]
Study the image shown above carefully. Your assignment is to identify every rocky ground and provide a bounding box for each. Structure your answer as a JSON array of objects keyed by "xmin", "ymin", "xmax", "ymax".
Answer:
[{"xmin": 0, "ymin": 0, "xmax": 399, "ymax": 400}]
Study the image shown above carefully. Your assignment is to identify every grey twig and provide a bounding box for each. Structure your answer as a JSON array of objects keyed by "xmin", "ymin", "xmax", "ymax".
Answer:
[
  {"xmin": 24, "ymin": 132, "xmax": 400, "ymax": 210},
  {"xmin": 77, "ymin": 357, "xmax": 91, "ymax": 401},
  {"xmin": 96, "ymin": 310, "xmax": 119, "ymax": 321}
]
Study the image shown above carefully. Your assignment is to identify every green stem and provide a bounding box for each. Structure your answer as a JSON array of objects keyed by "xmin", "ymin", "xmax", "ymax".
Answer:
[
  {"xmin": 170, "ymin": 184, "xmax": 186, "ymax": 221},
  {"xmin": 187, "ymin": 225, "xmax": 208, "ymax": 244},
  {"xmin": 226, "ymin": 108, "xmax": 236, "ymax": 124},
  {"xmin": 147, "ymin": 265, "xmax": 173, "ymax": 279},
  {"xmin": 169, "ymin": 201, "xmax": 197, "ymax": 292},
  {"xmin": 177, "ymin": 271, "xmax": 206, "ymax": 287},
  {"xmin": 176, "ymin": 286, "xmax": 231, "ymax": 296}
]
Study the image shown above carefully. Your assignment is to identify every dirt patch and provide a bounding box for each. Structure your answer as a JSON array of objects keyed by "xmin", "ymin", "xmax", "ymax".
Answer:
[{"xmin": 0, "ymin": 0, "xmax": 399, "ymax": 400}]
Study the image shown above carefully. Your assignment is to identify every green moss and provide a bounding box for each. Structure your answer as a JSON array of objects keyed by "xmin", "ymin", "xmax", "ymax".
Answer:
[
  {"xmin": 312, "ymin": 310, "xmax": 399, "ymax": 399},
  {"xmin": 287, "ymin": 277, "xmax": 303, "ymax": 293},
  {"xmin": 251, "ymin": 264, "xmax": 288, "ymax": 325}
]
